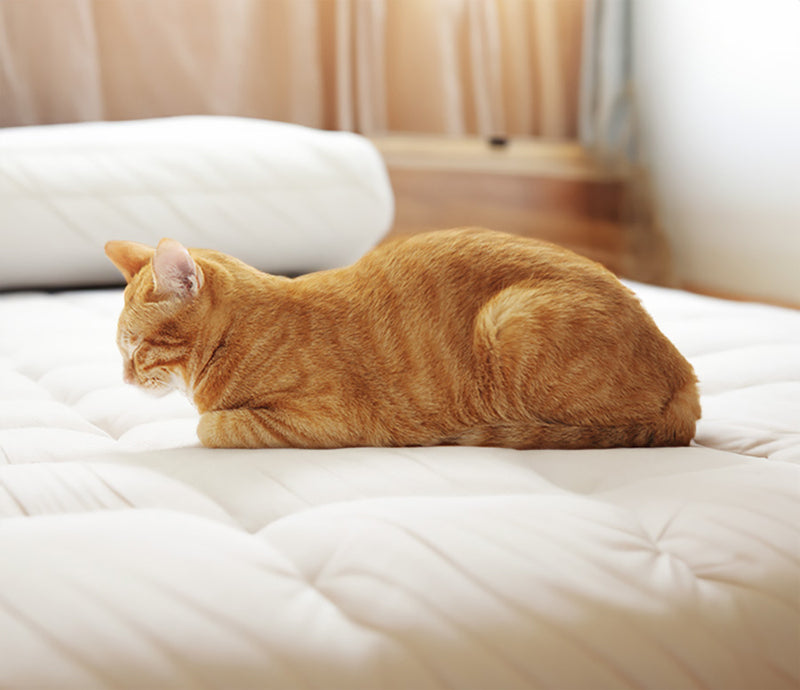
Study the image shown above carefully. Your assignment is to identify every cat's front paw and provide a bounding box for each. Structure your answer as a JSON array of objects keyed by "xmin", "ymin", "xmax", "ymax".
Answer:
[
  {"xmin": 197, "ymin": 408, "xmax": 278, "ymax": 448},
  {"xmin": 197, "ymin": 411, "xmax": 226, "ymax": 448}
]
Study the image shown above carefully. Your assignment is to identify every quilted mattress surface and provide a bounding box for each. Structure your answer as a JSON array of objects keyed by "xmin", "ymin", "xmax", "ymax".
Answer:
[{"xmin": 1, "ymin": 282, "xmax": 799, "ymax": 690}]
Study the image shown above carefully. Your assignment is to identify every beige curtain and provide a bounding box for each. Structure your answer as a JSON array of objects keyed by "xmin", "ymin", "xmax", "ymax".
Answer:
[
  {"xmin": 0, "ymin": 0, "xmax": 584, "ymax": 138},
  {"xmin": 579, "ymin": 0, "xmax": 633, "ymax": 164}
]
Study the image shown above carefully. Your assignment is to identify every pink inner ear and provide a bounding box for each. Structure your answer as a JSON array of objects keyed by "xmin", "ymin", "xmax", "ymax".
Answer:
[{"xmin": 152, "ymin": 239, "xmax": 201, "ymax": 297}]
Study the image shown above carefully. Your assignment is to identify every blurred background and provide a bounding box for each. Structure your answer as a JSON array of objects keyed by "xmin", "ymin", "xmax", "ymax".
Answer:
[{"xmin": 1, "ymin": 0, "xmax": 798, "ymax": 306}]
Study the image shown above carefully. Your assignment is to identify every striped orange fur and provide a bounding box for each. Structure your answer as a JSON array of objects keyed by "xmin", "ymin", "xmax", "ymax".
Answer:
[{"xmin": 105, "ymin": 229, "xmax": 701, "ymax": 449}]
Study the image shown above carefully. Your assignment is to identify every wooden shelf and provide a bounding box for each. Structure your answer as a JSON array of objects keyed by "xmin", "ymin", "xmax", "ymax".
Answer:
[
  {"xmin": 370, "ymin": 135, "xmax": 660, "ymax": 279},
  {"xmin": 372, "ymin": 135, "xmax": 626, "ymax": 181}
]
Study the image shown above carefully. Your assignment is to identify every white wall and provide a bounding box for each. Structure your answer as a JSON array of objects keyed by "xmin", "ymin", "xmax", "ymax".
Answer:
[{"xmin": 633, "ymin": 0, "xmax": 800, "ymax": 303}]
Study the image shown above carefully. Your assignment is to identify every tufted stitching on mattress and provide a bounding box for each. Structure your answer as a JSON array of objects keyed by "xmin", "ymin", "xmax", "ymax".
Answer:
[
  {"xmin": 301, "ymin": 573, "xmax": 463, "ymax": 689},
  {"xmin": 302, "ymin": 513, "xmax": 603, "ymax": 688},
  {"xmin": 264, "ymin": 499, "xmax": 755, "ymax": 689}
]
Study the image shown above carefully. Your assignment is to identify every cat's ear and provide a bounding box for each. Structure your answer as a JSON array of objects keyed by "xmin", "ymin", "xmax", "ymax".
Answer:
[
  {"xmin": 105, "ymin": 241, "xmax": 154, "ymax": 283},
  {"xmin": 151, "ymin": 238, "xmax": 203, "ymax": 299}
]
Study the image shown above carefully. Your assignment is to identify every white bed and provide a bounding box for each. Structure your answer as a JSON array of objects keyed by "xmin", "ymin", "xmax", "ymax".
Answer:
[{"xmin": 0, "ymin": 118, "xmax": 798, "ymax": 690}]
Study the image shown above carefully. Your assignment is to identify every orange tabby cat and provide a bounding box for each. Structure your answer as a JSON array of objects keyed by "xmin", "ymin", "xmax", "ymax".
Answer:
[{"xmin": 105, "ymin": 229, "xmax": 700, "ymax": 449}]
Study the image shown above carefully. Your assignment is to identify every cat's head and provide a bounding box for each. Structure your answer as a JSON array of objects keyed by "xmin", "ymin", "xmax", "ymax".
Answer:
[{"xmin": 105, "ymin": 238, "xmax": 205, "ymax": 396}]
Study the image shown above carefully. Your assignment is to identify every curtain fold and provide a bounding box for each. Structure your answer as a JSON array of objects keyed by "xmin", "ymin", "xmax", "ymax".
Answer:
[
  {"xmin": 0, "ymin": 0, "xmax": 586, "ymax": 138},
  {"xmin": 578, "ymin": 0, "xmax": 633, "ymax": 164},
  {"xmin": 467, "ymin": 0, "xmax": 504, "ymax": 137}
]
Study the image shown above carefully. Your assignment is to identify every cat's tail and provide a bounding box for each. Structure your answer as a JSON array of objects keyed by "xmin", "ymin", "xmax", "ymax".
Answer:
[
  {"xmin": 461, "ymin": 376, "xmax": 701, "ymax": 450},
  {"xmin": 654, "ymin": 374, "xmax": 702, "ymax": 445}
]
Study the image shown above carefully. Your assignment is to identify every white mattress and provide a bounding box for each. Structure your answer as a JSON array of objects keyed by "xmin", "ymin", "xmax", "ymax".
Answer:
[{"xmin": 1, "ymin": 281, "xmax": 798, "ymax": 689}]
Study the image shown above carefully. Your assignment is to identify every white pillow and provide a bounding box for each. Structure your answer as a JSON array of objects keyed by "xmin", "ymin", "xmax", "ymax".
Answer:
[{"xmin": 0, "ymin": 116, "xmax": 394, "ymax": 289}]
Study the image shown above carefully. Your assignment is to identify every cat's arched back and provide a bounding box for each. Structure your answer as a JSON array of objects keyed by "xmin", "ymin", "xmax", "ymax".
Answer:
[{"xmin": 105, "ymin": 229, "xmax": 701, "ymax": 449}]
